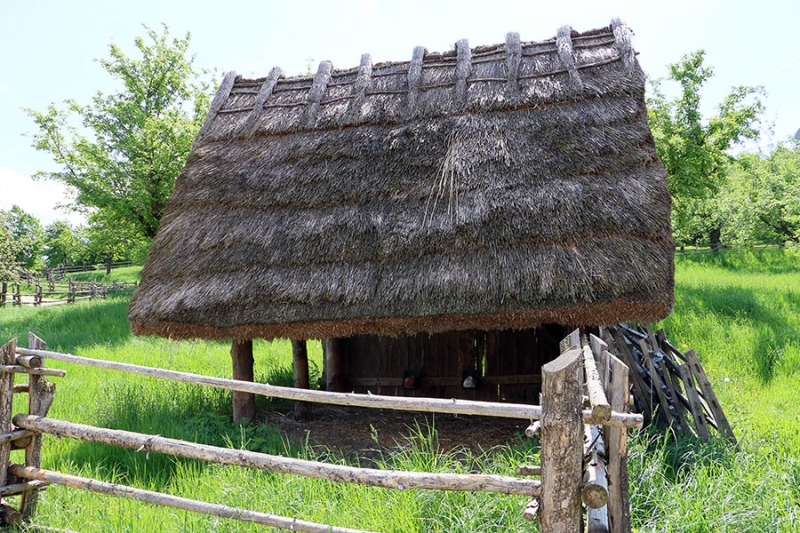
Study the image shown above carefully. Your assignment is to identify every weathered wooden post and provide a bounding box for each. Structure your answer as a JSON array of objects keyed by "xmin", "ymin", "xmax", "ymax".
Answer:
[
  {"xmin": 20, "ymin": 333, "xmax": 55, "ymax": 518},
  {"xmin": 230, "ymin": 339, "xmax": 255, "ymax": 423},
  {"xmin": 604, "ymin": 350, "xmax": 632, "ymax": 533},
  {"xmin": 0, "ymin": 282, "xmax": 6, "ymax": 307},
  {"xmin": 291, "ymin": 340, "xmax": 311, "ymax": 421},
  {"xmin": 323, "ymin": 338, "xmax": 344, "ymax": 392},
  {"xmin": 539, "ymin": 346, "xmax": 584, "ymax": 532}
]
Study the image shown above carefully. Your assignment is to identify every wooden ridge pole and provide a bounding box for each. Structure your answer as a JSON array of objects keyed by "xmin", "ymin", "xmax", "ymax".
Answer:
[
  {"xmin": 13, "ymin": 415, "xmax": 542, "ymax": 497},
  {"xmin": 9, "ymin": 465, "xmax": 375, "ymax": 533},
  {"xmin": 16, "ymin": 347, "xmax": 644, "ymax": 428}
]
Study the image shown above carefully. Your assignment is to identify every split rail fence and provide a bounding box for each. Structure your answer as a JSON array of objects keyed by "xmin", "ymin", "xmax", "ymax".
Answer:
[
  {"xmin": 0, "ymin": 280, "xmax": 137, "ymax": 307},
  {"xmin": 0, "ymin": 331, "xmax": 642, "ymax": 532}
]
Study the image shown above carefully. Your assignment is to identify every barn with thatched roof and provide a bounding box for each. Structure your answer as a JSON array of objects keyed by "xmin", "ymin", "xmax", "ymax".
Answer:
[{"xmin": 128, "ymin": 19, "xmax": 673, "ymax": 420}]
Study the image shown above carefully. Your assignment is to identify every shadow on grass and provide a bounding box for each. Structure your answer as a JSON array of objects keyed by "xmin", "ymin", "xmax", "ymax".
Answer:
[
  {"xmin": 676, "ymin": 248, "xmax": 800, "ymax": 275},
  {"xmin": 676, "ymin": 284, "xmax": 793, "ymax": 383}
]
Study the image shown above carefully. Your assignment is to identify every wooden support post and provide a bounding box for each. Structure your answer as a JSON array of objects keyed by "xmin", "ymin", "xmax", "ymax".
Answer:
[
  {"xmin": 0, "ymin": 282, "xmax": 6, "ymax": 307},
  {"xmin": 604, "ymin": 351, "xmax": 632, "ymax": 533},
  {"xmin": 324, "ymin": 338, "xmax": 344, "ymax": 392},
  {"xmin": 291, "ymin": 340, "xmax": 311, "ymax": 421},
  {"xmin": 21, "ymin": 333, "xmax": 53, "ymax": 518},
  {"xmin": 540, "ymin": 346, "xmax": 583, "ymax": 532},
  {"xmin": 230, "ymin": 339, "xmax": 255, "ymax": 423}
]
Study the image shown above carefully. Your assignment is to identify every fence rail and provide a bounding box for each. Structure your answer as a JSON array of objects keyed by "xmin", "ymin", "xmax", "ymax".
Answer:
[
  {"xmin": 0, "ymin": 332, "xmax": 640, "ymax": 531},
  {"xmin": 0, "ymin": 280, "xmax": 137, "ymax": 308}
]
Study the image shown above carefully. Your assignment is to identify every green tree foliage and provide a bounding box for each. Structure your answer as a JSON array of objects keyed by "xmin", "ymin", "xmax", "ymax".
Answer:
[
  {"xmin": 0, "ymin": 214, "xmax": 20, "ymax": 282},
  {"xmin": 647, "ymin": 50, "xmax": 764, "ymax": 246},
  {"xmin": 42, "ymin": 220, "xmax": 85, "ymax": 267},
  {"xmin": 720, "ymin": 140, "xmax": 800, "ymax": 244},
  {"xmin": 2, "ymin": 206, "xmax": 44, "ymax": 269},
  {"xmin": 26, "ymin": 24, "xmax": 211, "ymax": 246}
]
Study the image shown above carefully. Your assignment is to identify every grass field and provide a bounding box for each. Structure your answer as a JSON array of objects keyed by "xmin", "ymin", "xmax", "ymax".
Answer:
[{"xmin": 0, "ymin": 250, "xmax": 798, "ymax": 532}]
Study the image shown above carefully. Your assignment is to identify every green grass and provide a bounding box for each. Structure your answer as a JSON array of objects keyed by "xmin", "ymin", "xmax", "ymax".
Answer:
[{"xmin": 0, "ymin": 250, "xmax": 799, "ymax": 532}]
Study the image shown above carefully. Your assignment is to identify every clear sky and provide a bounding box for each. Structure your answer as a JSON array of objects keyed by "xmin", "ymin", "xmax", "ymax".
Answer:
[{"xmin": 1, "ymin": 0, "xmax": 798, "ymax": 226}]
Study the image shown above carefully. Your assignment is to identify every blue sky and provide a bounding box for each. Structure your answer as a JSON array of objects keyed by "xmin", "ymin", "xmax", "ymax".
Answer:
[{"xmin": 1, "ymin": 0, "xmax": 798, "ymax": 225}]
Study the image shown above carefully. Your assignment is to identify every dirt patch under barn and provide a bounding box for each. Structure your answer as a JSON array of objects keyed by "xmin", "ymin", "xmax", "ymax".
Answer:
[{"xmin": 262, "ymin": 405, "xmax": 532, "ymax": 464}]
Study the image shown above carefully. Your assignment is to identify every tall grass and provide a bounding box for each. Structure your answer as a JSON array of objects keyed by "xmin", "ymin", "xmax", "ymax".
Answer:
[{"xmin": 0, "ymin": 250, "xmax": 798, "ymax": 531}]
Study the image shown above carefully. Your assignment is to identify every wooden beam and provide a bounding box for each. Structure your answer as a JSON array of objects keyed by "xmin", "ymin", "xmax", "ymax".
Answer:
[
  {"xmin": 13, "ymin": 416, "xmax": 542, "ymax": 497},
  {"xmin": 540, "ymin": 347, "xmax": 583, "ymax": 532},
  {"xmin": 9, "ymin": 465, "xmax": 374, "ymax": 533},
  {"xmin": 323, "ymin": 339, "xmax": 344, "ymax": 392},
  {"xmin": 230, "ymin": 339, "xmax": 255, "ymax": 423},
  {"xmin": 582, "ymin": 337, "xmax": 611, "ymax": 423},
  {"xmin": 16, "ymin": 347, "xmax": 644, "ymax": 428},
  {"xmin": 684, "ymin": 350, "xmax": 736, "ymax": 444},
  {"xmin": 291, "ymin": 340, "xmax": 311, "ymax": 421}
]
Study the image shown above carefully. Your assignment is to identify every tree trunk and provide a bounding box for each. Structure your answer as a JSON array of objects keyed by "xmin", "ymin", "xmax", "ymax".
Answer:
[
  {"xmin": 709, "ymin": 227, "xmax": 721, "ymax": 252},
  {"xmin": 230, "ymin": 339, "xmax": 255, "ymax": 423},
  {"xmin": 106, "ymin": 254, "xmax": 113, "ymax": 276}
]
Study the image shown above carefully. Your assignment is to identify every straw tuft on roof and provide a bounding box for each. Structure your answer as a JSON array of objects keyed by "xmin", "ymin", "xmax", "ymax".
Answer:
[{"xmin": 129, "ymin": 20, "xmax": 674, "ymax": 341}]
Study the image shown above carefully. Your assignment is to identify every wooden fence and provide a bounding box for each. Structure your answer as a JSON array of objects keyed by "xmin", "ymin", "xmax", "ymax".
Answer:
[
  {"xmin": 0, "ymin": 331, "xmax": 641, "ymax": 532},
  {"xmin": 602, "ymin": 324, "xmax": 735, "ymax": 444},
  {"xmin": 0, "ymin": 280, "xmax": 137, "ymax": 308}
]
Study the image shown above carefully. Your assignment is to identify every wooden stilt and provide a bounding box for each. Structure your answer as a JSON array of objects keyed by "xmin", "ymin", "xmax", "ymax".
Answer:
[
  {"xmin": 230, "ymin": 339, "xmax": 255, "ymax": 423},
  {"xmin": 291, "ymin": 340, "xmax": 311, "ymax": 421},
  {"xmin": 324, "ymin": 338, "xmax": 344, "ymax": 392}
]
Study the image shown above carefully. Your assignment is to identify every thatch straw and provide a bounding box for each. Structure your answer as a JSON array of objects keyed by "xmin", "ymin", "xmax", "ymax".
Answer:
[{"xmin": 129, "ymin": 20, "xmax": 673, "ymax": 341}]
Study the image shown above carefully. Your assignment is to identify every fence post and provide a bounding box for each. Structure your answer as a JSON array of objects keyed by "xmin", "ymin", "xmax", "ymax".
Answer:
[
  {"xmin": 0, "ymin": 282, "xmax": 6, "ymax": 307},
  {"xmin": 90, "ymin": 281, "xmax": 97, "ymax": 301},
  {"xmin": 34, "ymin": 285, "xmax": 42, "ymax": 306},
  {"xmin": 0, "ymin": 339, "xmax": 16, "ymax": 486},
  {"xmin": 539, "ymin": 346, "xmax": 584, "ymax": 532},
  {"xmin": 604, "ymin": 351, "xmax": 633, "ymax": 533},
  {"xmin": 13, "ymin": 284, "xmax": 21, "ymax": 306},
  {"xmin": 20, "ymin": 333, "xmax": 54, "ymax": 519},
  {"xmin": 68, "ymin": 280, "xmax": 75, "ymax": 304}
]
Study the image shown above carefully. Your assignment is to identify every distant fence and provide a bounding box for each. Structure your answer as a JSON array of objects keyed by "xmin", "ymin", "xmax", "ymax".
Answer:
[
  {"xmin": 16, "ymin": 262, "xmax": 133, "ymax": 285},
  {"xmin": 0, "ymin": 331, "xmax": 641, "ymax": 531},
  {"xmin": 675, "ymin": 242, "xmax": 786, "ymax": 255},
  {"xmin": 0, "ymin": 279, "xmax": 137, "ymax": 308}
]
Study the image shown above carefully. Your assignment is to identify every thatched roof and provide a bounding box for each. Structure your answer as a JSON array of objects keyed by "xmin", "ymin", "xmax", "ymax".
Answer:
[{"xmin": 129, "ymin": 19, "xmax": 674, "ymax": 341}]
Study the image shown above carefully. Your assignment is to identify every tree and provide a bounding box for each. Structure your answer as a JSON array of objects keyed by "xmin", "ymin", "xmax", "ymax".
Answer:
[
  {"xmin": 720, "ymin": 140, "xmax": 800, "ymax": 245},
  {"xmin": 26, "ymin": 24, "xmax": 212, "ymax": 248},
  {"xmin": 2, "ymin": 206, "xmax": 44, "ymax": 269},
  {"xmin": 42, "ymin": 220, "xmax": 85, "ymax": 267},
  {"xmin": 0, "ymin": 214, "xmax": 19, "ymax": 282},
  {"xmin": 647, "ymin": 50, "xmax": 764, "ymax": 249}
]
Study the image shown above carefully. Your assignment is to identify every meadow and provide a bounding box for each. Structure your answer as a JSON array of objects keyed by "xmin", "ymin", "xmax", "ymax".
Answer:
[{"xmin": 0, "ymin": 250, "xmax": 798, "ymax": 532}]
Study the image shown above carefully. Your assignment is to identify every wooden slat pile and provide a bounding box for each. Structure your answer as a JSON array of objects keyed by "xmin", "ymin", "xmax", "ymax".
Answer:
[{"xmin": 601, "ymin": 324, "xmax": 736, "ymax": 444}]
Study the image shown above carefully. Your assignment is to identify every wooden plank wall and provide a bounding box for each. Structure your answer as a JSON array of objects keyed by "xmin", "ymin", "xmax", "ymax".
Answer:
[{"xmin": 335, "ymin": 325, "xmax": 567, "ymax": 403}]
